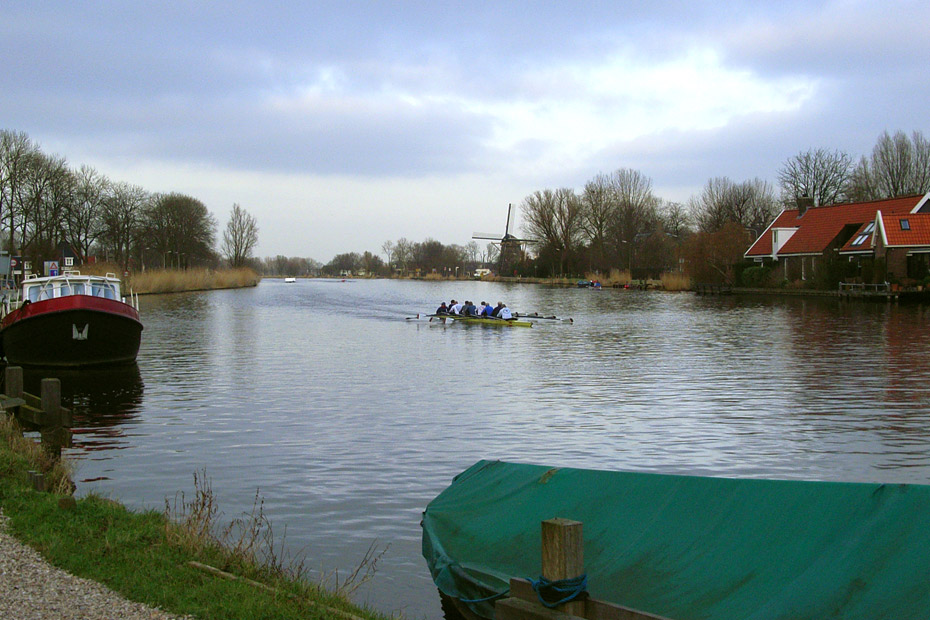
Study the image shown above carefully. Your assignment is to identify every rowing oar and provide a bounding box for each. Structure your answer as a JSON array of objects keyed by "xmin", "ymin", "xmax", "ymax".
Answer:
[
  {"xmin": 405, "ymin": 313, "xmax": 445, "ymax": 320},
  {"xmin": 515, "ymin": 313, "xmax": 574, "ymax": 323}
]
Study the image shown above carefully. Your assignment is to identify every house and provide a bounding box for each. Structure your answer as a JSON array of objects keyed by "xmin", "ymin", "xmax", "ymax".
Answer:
[{"xmin": 745, "ymin": 193, "xmax": 930, "ymax": 283}]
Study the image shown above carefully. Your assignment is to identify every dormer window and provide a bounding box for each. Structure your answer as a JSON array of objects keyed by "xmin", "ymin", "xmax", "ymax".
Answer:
[
  {"xmin": 863, "ymin": 222, "xmax": 875, "ymax": 233},
  {"xmin": 901, "ymin": 219, "xmax": 911, "ymax": 230},
  {"xmin": 852, "ymin": 234, "xmax": 870, "ymax": 246}
]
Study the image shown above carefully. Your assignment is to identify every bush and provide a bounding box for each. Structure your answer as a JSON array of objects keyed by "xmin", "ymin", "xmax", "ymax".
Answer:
[{"xmin": 741, "ymin": 265, "xmax": 770, "ymax": 287}]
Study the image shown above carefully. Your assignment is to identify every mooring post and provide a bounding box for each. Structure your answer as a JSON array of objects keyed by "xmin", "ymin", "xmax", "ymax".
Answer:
[
  {"xmin": 39, "ymin": 378, "xmax": 70, "ymax": 458},
  {"xmin": 4, "ymin": 366, "xmax": 23, "ymax": 400},
  {"xmin": 541, "ymin": 518, "xmax": 585, "ymax": 617}
]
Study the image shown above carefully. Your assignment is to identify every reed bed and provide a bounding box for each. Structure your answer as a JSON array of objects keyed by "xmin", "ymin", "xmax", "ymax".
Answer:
[
  {"xmin": 71, "ymin": 263, "xmax": 259, "ymax": 294},
  {"xmin": 660, "ymin": 272, "xmax": 691, "ymax": 291},
  {"xmin": 128, "ymin": 268, "xmax": 260, "ymax": 294}
]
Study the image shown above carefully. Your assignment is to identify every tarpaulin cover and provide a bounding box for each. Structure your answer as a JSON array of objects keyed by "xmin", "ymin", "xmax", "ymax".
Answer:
[{"xmin": 422, "ymin": 460, "xmax": 930, "ymax": 620}]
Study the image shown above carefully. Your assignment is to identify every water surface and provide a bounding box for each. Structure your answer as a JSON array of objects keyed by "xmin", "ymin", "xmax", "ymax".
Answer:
[{"xmin": 22, "ymin": 279, "xmax": 930, "ymax": 619}]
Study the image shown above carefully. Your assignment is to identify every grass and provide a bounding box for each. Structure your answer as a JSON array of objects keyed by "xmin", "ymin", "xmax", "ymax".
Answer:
[{"xmin": 0, "ymin": 416, "xmax": 387, "ymax": 620}]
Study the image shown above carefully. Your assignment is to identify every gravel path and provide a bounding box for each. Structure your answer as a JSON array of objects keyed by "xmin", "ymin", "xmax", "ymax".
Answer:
[{"xmin": 0, "ymin": 508, "xmax": 190, "ymax": 620}]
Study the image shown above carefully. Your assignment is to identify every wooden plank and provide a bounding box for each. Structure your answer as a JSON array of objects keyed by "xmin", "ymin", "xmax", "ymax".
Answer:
[
  {"xmin": 0, "ymin": 397, "xmax": 26, "ymax": 410},
  {"xmin": 15, "ymin": 404, "xmax": 47, "ymax": 427},
  {"xmin": 510, "ymin": 579, "xmax": 674, "ymax": 620},
  {"xmin": 497, "ymin": 595, "xmax": 584, "ymax": 620}
]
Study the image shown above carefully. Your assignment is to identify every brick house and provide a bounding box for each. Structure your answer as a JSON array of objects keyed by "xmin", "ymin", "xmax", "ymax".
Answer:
[{"xmin": 744, "ymin": 193, "xmax": 930, "ymax": 284}]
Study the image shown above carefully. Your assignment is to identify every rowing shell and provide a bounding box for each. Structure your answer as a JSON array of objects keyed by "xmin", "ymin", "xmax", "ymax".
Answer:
[{"xmin": 431, "ymin": 315, "xmax": 532, "ymax": 328}]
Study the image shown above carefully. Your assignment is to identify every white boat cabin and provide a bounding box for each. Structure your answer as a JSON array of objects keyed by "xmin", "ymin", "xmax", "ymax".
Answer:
[{"xmin": 21, "ymin": 271, "xmax": 123, "ymax": 303}]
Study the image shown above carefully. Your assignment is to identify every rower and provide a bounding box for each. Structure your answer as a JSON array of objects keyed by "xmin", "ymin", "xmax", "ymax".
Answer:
[
  {"xmin": 498, "ymin": 303, "xmax": 513, "ymax": 320},
  {"xmin": 463, "ymin": 301, "xmax": 478, "ymax": 316},
  {"xmin": 449, "ymin": 299, "xmax": 463, "ymax": 315},
  {"xmin": 491, "ymin": 301, "xmax": 504, "ymax": 317},
  {"xmin": 436, "ymin": 301, "xmax": 449, "ymax": 315}
]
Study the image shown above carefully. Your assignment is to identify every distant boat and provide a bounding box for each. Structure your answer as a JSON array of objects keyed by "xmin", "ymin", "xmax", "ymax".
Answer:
[
  {"xmin": 284, "ymin": 277, "xmax": 296, "ymax": 283},
  {"xmin": 0, "ymin": 271, "xmax": 142, "ymax": 367}
]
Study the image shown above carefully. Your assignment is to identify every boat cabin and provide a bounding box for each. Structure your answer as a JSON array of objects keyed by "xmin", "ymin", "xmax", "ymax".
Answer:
[{"xmin": 21, "ymin": 271, "xmax": 122, "ymax": 303}]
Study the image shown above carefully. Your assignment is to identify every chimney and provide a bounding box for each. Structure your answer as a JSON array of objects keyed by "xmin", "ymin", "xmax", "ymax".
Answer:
[{"xmin": 796, "ymin": 194, "xmax": 815, "ymax": 217}]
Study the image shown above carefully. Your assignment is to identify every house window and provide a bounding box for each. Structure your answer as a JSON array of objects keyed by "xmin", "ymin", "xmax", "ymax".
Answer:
[
  {"xmin": 64, "ymin": 256, "xmax": 73, "ymax": 266},
  {"xmin": 852, "ymin": 234, "xmax": 869, "ymax": 246},
  {"xmin": 863, "ymin": 222, "xmax": 875, "ymax": 233},
  {"xmin": 901, "ymin": 219, "xmax": 911, "ymax": 230}
]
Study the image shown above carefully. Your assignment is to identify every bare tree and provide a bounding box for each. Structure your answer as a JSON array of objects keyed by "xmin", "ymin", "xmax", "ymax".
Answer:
[
  {"xmin": 690, "ymin": 177, "xmax": 778, "ymax": 235},
  {"xmin": 0, "ymin": 130, "xmax": 36, "ymax": 254},
  {"xmin": 607, "ymin": 168, "xmax": 660, "ymax": 270},
  {"xmin": 871, "ymin": 130, "xmax": 914, "ymax": 197},
  {"xmin": 100, "ymin": 182, "xmax": 148, "ymax": 269},
  {"xmin": 65, "ymin": 165, "xmax": 108, "ymax": 261},
  {"xmin": 521, "ymin": 188, "xmax": 584, "ymax": 276},
  {"xmin": 394, "ymin": 237, "xmax": 413, "ymax": 274},
  {"xmin": 845, "ymin": 130, "xmax": 930, "ymax": 200},
  {"xmin": 581, "ymin": 173, "xmax": 616, "ymax": 271},
  {"xmin": 222, "ymin": 203, "xmax": 259, "ymax": 268},
  {"xmin": 381, "ymin": 240, "xmax": 394, "ymax": 269},
  {"xmin": 777, "ymin": 147, "xmax": 853, "ymax": 207}
]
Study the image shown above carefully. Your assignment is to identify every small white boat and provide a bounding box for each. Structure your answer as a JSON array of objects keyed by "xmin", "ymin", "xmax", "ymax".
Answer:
[{"xmin": 284, "ymin": 277, "xmax": 296, "ymax": 283}]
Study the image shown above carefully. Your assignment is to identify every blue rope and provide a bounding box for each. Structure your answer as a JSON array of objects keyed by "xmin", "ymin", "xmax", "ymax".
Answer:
[
  {"xmin": 530, "ymin": 574, "xmax": 588, "ymax": 608},
  {"xmin": 458, "ymin": 589, "xmax": 509, "ymax": 603}
]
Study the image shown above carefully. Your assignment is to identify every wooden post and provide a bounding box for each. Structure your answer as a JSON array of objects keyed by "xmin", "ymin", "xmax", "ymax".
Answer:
[
  {"xmin": 39, "ymin": 378, "xmax": 67, "ymax": 458},
  {"xmin": 4, "ymin": 366, "xmax": 23, "ymax": 399},
  {"xmin": 541, "ymin": 518, "xmax": 585, "ymax": 617}
]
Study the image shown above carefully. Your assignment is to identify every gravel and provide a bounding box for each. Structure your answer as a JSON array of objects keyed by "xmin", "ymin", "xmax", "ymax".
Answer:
[{"xmin": 0, "ymin": 508, "xmax": 191, "ymax": 620}]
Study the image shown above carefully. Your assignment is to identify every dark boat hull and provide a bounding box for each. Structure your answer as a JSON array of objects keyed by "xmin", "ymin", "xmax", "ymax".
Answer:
[{"xmin": 1, "ymin": 303, "xmax": 142, "ymax": 368}]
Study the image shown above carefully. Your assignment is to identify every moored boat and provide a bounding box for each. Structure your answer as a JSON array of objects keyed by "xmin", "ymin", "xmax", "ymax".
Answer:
[
  {"xmin": 0, "ymin": 271, "xmax": 143, "ymax": 367},
  {"xmin": 423, "ymin": 460, "xmax": 930, "ymax": 620}
]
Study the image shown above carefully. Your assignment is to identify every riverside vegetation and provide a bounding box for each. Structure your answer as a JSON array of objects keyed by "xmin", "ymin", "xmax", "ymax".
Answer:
[
  {"xmin": 71, "ymin": 264, "xmax": 261, "ymax": 295},
  {"xmin": 0, "ymin": 416, "xmax": 387, "ymax": 620}
]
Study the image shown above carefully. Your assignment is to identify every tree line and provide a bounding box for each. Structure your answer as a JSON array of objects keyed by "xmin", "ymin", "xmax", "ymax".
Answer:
[
  {"xmin": 518, "ymin": 129, "xmax": 930, "ymax": 280},
  {"xmin": 0, "ymin": 130, "xmax": 259, "ymax": 274},
  {"xmin": 285, "ymin": 129, "xmax": 928, "ymax": 282}
]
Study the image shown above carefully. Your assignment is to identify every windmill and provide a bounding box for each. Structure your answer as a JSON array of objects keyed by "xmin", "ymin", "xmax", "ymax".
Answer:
[{"xmin": 473, "ymin": 203, "xmax": 536, "ymax": 275}]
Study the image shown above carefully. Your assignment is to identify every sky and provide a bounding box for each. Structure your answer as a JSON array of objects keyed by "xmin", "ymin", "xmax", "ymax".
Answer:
[{"xmin": 3, "ymin": 1, "xmax": 928, "ymax": 263}]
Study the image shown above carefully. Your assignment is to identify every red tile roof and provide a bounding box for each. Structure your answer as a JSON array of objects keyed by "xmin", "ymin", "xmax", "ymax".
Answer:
[
  {"xmin": 746, "ymin": 194, "xmax": 925, "ymax": 258},
  {"xmin": 881, "ymin": 213, "xmax": 930, "ymax": 247}
]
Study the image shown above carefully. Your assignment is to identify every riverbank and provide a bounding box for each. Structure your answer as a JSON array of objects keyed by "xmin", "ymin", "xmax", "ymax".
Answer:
[
  {"xmin": 0, "ymin": 416, "xmax": 384, "ymax": 620},
  {"xmin": 71, "ymin": 265, "xmax": 261, "ymax": 295}
]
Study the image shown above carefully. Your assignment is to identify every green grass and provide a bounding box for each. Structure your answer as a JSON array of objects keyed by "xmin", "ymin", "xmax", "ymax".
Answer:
[{"xmin": 0, "ymin": 418, "xmax": 386, "ymax": 620}]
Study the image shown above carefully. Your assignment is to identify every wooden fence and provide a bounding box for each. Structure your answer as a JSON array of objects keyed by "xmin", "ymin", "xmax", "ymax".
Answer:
[{"xmin": 1, "ymin": 366, "xmax": 72, "ymax": 463}]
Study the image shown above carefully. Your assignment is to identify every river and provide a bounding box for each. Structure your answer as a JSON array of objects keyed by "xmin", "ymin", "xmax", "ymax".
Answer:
[{"xmin": 18, "ymin": 279, "xmax": 930, "ymax": 619}]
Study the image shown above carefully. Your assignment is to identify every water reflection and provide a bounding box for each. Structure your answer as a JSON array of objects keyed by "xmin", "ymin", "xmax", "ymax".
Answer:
[
  {"xmin": 20, "ymin": 363, "xmax": 145, "ymax": 459},
  {"xmin": 36, "ymin": 281, "xmax": 930, "ymax": 619}
]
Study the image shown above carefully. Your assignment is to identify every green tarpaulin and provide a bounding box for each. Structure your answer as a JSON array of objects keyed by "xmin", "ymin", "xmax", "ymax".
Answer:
[{"xmin": 422, "ymin": 460, "xmax": 930, "ymax": 620}]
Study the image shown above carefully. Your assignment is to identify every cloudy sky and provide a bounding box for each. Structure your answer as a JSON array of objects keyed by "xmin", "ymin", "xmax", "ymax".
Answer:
[{"xmin": 3, "ymin": 1, "xmax": 927, "ymax": 262}]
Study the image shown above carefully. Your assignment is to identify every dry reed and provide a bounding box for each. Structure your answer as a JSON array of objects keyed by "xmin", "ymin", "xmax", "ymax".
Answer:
[
  {"xmin": 128, "ymin": 268, "xmax": 259, "ymax": 294},
  {"xmin": 659, "ymin": 272, "xmax": 691, "ymax": 291},
  {"xmin": 165, "ymin": 470, "xmax": 386, "ymax": 598}
]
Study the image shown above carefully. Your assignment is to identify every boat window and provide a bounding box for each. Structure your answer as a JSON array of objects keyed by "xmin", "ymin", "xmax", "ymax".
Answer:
[
  {"xmin": 60, "ymin": 283, "xmax": 72, "ymax": 296},
  {"xmin": 103, "ymin": 284, "xmax": 117, "ymax": 299},
  {"xmin": 73, "ymin": 283, "xmax": 86, "ymax": 295},
  {"xmin": 38, "ymin": 287, "xmax": 52, "ymax": 301},
  {"xmin": 27, "ymin": 287, "xmax": 39, "ymax": 302},
  {"xmin": 92, "ymin": 282, "xmax": 105, "ymax": 297}
]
